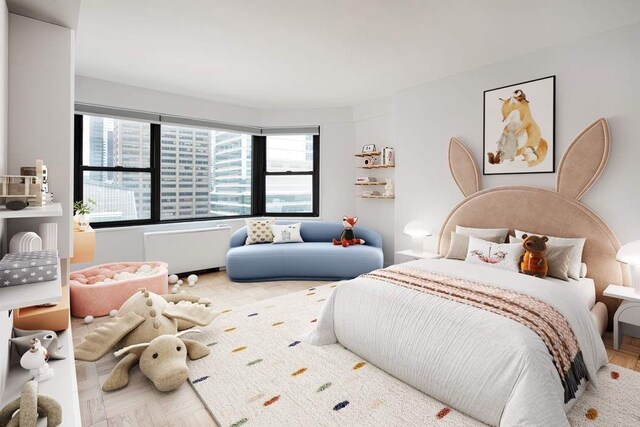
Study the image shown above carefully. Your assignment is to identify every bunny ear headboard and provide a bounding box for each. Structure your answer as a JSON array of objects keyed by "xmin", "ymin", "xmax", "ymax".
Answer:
[{"xmin": 440, "ymin": 118, "xmax": 626, "ymax": 325}]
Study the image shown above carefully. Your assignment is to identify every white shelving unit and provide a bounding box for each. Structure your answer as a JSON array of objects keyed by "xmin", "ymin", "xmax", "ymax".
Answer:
[
  {"xmin": 0, "ymin": 261, "xmax": 62, "ymax": 311},
  {"xmin": 0, "ymin": 202, "xmax": 62, "ymax": 219},
  {"xmin": 0, "ymin": 318, "xmax": 81, "ymax": 427}
]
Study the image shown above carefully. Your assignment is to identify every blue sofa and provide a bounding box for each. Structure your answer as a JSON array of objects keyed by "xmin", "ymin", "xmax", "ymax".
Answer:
[{"xmin": 226, "ymin": 220, "xmax": 383, "ymax": 282}]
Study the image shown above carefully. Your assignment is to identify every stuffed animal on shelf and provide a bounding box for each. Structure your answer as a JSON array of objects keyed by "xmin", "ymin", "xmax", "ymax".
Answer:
[
  {"xmin": 10, "ymin": 329, "xmax": 66, "ymax": 360},
  {"xmin": 0, "ymin": 380, "xmax": 62, "ymax": 426},
  {"xmin": 519, "ymin": 234, "xmax": 548, "ymax": 278},
  {"xmin": 332, "ymin": 216, "xmax": 365, "ymax": 247},
  {"xmin": 74, "ymin": 289, "xmax": 218, "ymax": 392}
]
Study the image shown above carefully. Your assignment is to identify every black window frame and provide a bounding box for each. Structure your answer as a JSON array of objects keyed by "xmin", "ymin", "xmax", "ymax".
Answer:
[
  {"xmin": 252, "ymin": 134, "xmax": 320, "ymax": 217},
  {"xmin": 74, "ymin": 114, "xmax": 320, "ymax": 228}
]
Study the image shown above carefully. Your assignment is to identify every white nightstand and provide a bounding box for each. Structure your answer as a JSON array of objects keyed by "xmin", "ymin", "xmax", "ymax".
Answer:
[
  {"xmin": 603, "ymin": 284, "xmax": 640, "ymax": 350},
  {"xmin": 396, "ymin": 249, "xmax": 441, "ymax": 262}
]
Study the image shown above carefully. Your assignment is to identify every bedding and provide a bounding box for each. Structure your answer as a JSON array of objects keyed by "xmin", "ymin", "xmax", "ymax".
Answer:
[
  {"xmin": 546, "ymin": 276, "xmax": 596, "ymax": 310},
  {"xmin": 456, "ymin": 225, "xmax": 509, "ymax": 242},
  {"xmin": 465, "ymin": 236, "xmax": 523, "ymax": 272},
  {"xmin": 445, "ymin": 231, "xmax": 504, "ymax": 260},
  {"xmin": 303, "ymin": 258, "xmax": 607, "ymax": 426}
]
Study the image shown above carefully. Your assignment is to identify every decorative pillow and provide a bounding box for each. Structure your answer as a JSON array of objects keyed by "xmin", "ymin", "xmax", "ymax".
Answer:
[
  {"xmin": 509, "ymin": 236, "xmax": 573, "ymax": 281},
  {"xmin": 515, "ymin": 230, "xmax": 585, "ymax": 280},
  {"xmin": 245, "ymin": 218, "xmax": 276, "ymax": 245},
  {"xmin": 455, "ymin": 226, "xmax": 509, "ymax": 243},
  {"xmin": 446, "ymin": 232, "xmax": 505, "ymax": 260},
  {"xmin": 580, "ymin": 263, "xmax": 588, "ymax": 278},
  {"xmin": 465, "ymin": 237, "xmax": 524, "ymax": 273},
  {"xmin": 271, "ymin": 223, "xmax": 303, "ymax": 244}
]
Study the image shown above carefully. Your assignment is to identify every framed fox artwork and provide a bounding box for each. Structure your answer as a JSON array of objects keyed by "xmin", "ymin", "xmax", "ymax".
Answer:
[{"xmin": 483, "ymin": 75, "xmax": 555, "ymax": 175}]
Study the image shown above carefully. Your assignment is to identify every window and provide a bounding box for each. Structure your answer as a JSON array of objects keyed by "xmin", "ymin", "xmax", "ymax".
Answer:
[
  {"xmin": 264, "ymin": 135, "xmax": 316, "ymax": 214},
  {"xmin": 75, "ymin": 115, "xmax": 154, "ymax": 224},
  {"xmin": 74, "ymin": 110, "xmax": 319, "ymax": 227},
  {"xmin": 160, "ymin": 126, "xmax": 252, "ymax": 220}
]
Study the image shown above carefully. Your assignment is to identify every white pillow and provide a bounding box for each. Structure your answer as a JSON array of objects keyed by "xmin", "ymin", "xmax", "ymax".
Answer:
[
  {"xmin": 446, "ymin": 231, "xmax": 505, "ymax": 260},
  {"xmin": 580, "ymin": 263, "xmax": 588, "ymax": 278},
  {"xmin": 456, "ymin": 225, "xmax": 509, "ymax": 243},
  {"xmin": 245, "ymin": 218, "xmax": 276, "ymax": 245},
  {"xmin": 515, "ymin": 230, "xmax": 585, "ymax": 280},
  {"xmin": 271, "ymin": 223, "xmax": 304, "ymax": 244},
  {"xmin": 465, "ymin": 236, "xmax": 524, "ymax": 273}
]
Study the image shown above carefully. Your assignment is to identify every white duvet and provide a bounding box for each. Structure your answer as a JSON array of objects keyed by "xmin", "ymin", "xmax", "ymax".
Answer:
[{"xmin": 303, "ymin": 259, "xmax": 608, "ymax": 427}]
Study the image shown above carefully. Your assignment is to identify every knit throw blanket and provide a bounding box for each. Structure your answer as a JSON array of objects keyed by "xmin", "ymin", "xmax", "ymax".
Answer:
[{"xmin": 363, "ymin": 266, "xmax": 588, "ymax": 403}]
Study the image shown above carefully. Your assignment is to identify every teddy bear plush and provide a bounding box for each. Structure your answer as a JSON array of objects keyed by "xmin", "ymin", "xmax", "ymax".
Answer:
[
  {"xmin": 332, "ymin": 216, "xmax": 365, "ymax": 247},
  {"xmin": 520, "ymin": 234, "xmax": 549, "ymax": 278}
]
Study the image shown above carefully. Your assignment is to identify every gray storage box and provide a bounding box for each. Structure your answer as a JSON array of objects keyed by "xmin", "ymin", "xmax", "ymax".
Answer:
[{"xmin": 0, "ymin": 250, "xmax": 58, "ymax": 287}]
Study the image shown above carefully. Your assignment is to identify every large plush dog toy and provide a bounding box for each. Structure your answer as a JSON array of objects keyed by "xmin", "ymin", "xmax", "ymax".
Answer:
[
  {"xmin": 75, "ymin": 289, "xmax": 218, "ymax": 392},
  {"xmin": 332, "ymin": 216, "xmax": 365, "ymax": 247}
]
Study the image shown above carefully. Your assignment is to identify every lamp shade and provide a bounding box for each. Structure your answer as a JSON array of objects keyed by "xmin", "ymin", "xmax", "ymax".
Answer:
[
  {"xmin": 617, "ymin": 240, "xmax": 640, "ymax": 265},
  {"xmin": 403, "ymin": 220, "xmax": 432, "ymax": 238}
]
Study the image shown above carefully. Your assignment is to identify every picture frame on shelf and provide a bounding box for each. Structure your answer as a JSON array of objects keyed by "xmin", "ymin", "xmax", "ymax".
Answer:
[{"xmin": 362, "ymin": 144, "xmax": 376, "ymax": 153}]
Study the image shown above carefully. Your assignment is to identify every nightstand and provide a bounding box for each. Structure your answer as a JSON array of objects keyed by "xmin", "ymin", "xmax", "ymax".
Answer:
[
  {"xmin": 396, "ymin": 249, "xmax": 441, "ymax": 262},
  {"xmin": 603, "ymin": 284, "xmax": 640, "ymax": 350}
]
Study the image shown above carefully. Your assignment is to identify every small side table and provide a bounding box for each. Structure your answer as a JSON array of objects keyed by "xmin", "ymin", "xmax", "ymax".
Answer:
[
  {"xmin": 396, "ymin": 249, "xmax": 441, "ymax": 263},
  {"xmin": 603, "ymin": 284, "xmax": 640, "ymax": 350}
]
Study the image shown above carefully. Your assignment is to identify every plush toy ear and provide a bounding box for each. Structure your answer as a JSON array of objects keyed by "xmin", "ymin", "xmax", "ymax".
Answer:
[
  {"xmin": 556, "ymin": 118, "xmax": 610, "ymax": 201},
  {"xmin": 542, "ymin": 236, "xmax": 549, "ymax": 242},
  {"xmin": 449, "ymin": 137, "xmax": 480, "ymax": 197},
  {"xmin": 521, "ymin": 234, "xmax": 528, "ymax": 239},
  {"xmin": 175, "ymin": 329, "xmax": 202, "ymax": 338}
]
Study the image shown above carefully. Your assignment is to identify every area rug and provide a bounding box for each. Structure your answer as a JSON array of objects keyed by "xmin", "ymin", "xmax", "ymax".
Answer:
[{"xmin": 187, "ymin": 283, "xmax": 640, "ymax": 426}]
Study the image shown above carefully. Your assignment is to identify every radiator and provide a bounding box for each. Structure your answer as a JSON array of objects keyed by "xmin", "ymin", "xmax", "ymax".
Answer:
[{"xmin": 143, "ymin": 226, "xmax": 231, "ymax": 275}]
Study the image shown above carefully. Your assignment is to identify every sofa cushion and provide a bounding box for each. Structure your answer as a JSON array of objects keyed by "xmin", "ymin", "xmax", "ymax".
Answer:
[{"xmin": 226, "ymin": 242, "xmax": 383, "ymax": 281}]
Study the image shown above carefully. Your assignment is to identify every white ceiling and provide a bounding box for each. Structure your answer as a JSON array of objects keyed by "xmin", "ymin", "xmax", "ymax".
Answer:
[{"xmin": 75, "ymin": 0, "xmax": 640, "ymax": 109}]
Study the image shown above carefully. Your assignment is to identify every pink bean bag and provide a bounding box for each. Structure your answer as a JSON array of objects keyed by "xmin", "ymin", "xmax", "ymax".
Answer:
[{"xmin": 70, "ymin": 262, "xmax": 169, "ymax": 318}]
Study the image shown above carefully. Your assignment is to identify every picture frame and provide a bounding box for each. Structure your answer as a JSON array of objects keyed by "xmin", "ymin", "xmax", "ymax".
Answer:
[
  {"xmin": 483, "ymin": 75, "xmax": 555, "ymax": 175},
  {"xmin": 362, "ymin": 144, "xmax": 376, "ymax": 153}
]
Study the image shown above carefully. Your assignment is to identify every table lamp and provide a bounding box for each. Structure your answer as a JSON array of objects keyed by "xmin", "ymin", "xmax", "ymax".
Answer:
[
  {"xmin": 617, "ymin": 240, "xmax": 640, "ymax": 293},
  {"xmin": 403, "ymin": 220, "xmax": 432, "ymax": 253}
]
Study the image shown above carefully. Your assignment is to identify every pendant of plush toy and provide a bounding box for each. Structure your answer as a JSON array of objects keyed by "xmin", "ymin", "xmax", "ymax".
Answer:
[
  {"xmin": 74, "ymin": 289, "xmax": 218, "ymax": 392},
  {"xmin": 520, "ymin": 234, "xmax": 549, "ymax": 278},
  {"xmin": 332, "ymin": 216, "xmax": 366, "ymax": 247}
]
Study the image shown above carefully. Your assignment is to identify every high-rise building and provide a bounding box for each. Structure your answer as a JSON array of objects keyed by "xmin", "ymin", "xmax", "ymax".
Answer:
[{"xmin": 210, "ymin": 131, "xmax": 252, "ymax": 216}]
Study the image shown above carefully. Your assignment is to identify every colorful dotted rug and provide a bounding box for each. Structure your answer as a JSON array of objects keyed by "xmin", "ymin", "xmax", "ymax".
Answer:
[{"xmin": 187, "ymin": 283, "xmax": 640, "ymax": 426}]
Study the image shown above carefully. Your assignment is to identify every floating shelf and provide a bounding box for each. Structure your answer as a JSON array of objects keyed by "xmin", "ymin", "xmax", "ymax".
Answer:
[
  {"xmin": 0, "ymin": 202, "xmax": 62, "ymax": 219},
  {"xmin": 0, "ymin": 260, "xmax": 62, "ymax": 311},
  {"xmin": 1, "ymin": 316, "xmax": 82, "ymax": 427},
  {"xmin": 355, "ymin": 181, "xmax": 387, "ymax": 186},
  {"xmin": 354, "ymin": 151, "xmax": 381, "ymax": 157},
  {"xmin": 360, "ymin": 195, "xmax": 395, "ymax": 199},
  {"xmin": 357, "ymin": 164, "xmax": 395, "ymax": 169}
]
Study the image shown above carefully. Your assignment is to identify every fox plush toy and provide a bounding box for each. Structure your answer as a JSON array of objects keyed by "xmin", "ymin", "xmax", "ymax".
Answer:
[{"xmin": 332, "ymin": 216, "xmax": 365, "ymax": 247}]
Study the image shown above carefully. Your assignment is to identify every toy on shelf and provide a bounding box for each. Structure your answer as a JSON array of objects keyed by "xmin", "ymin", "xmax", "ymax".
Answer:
[
  {"xmin": 74, "ymin": 288, "xmax": 218, "ymax": 392},
  {"xmin": 0, "ymin": 380, "xmax": 62, "ymax": 426},
  {"xmin": 383, "ymin": 179, "xmax": 395, "ymax": 197},
  {"xmin": 10, "ymin": 329, "xmax": 66, "ymax": 360},
  {"xmin": 0, "ymin": 175, "xmax": 41, "ymax": 210},
  {"xmin": 20, "ymin": 338, "xmax": 54, "ymax": 382}
]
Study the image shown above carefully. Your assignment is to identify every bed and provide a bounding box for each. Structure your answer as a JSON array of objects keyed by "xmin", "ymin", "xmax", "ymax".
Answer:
[{"xmin": 304, "ymin": 119, "xmax": 628, "ymax": 426}]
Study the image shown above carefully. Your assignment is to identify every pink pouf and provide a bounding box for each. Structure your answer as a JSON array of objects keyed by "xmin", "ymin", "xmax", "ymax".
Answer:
[{"xmin": 70, "ymin": 262, "xmax": 169, "ymax": 318}]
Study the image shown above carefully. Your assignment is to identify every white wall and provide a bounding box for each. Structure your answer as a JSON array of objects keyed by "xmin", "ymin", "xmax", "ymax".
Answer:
[
  {"xmin": 0, "ymin": 0, "xmax": 9, "ymax": 401},
  {"xmin": 7, "ymin": 14, "xmax": 74, "ymax": 259},
  {"xmin": 393, "ymin": 23, "xmax": 640, "ymax": 256},
  {"xmin": 353, "ymin": 98, "xmax": 395, "ymax": 264},
  {"xmin": 73, "ymin": 77, "xmax": 356, "ymax": 269}
]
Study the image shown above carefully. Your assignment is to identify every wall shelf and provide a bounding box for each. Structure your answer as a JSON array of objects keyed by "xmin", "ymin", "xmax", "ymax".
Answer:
[
  {"xmin": 357, "ymin": 164, "xmax": 395, "ymax": 169},
  {"xmin": 355, "ymin": 181, "xmax": 387, "ymax": 186},
  {"xmin": 354, "ymin": 151, "xmax": 381, "ymax": 157},
  {"xmin": 0, "ymin": 202, "xmax": 62, "ymax": 219},
  {"xmin": 0, "ymin": 261, "xmax": 62, "ymax": 311},
  {"xmin": 1, "ymin": 316, "xmax": 81, "ymax": 427},
  {"xmin": 361, "ymin": 195, "xmax": 395, "ymax": 199}
]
